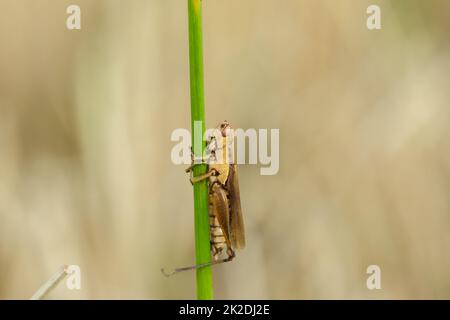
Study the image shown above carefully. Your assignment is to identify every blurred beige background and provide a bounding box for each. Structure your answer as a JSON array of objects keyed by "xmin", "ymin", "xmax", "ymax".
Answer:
[{"xmin": 1, "ymin": 0, "xmax": 450, "ymax": 299}]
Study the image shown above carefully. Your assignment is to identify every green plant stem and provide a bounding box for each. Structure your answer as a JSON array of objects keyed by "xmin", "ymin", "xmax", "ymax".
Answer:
[{"xmin": 187, "ymin": 0, "xmax": 214, "ymax": 300}]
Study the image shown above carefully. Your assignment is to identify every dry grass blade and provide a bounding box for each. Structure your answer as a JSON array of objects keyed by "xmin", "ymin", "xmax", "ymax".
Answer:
[{"xmin": 30, "ymin": 265, "xmax": 69, "ymax": 300}]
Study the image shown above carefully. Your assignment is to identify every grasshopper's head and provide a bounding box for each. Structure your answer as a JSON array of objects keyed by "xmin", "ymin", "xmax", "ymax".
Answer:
[
  {"xmin": 207, "ymin": 121, "xmax": 235, "ymax": 164},
  {"xmin": 218, "ymin": 120, "xmax": 232, "ymax": 137}
]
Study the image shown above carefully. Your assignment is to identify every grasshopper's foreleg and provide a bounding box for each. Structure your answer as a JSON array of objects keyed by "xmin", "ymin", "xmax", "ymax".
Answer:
[
  {"xmin": 185, "ymin": 146, "xmax": 215, "ymax": 184},
  {"xmin": 185, "ymin": 145, "xmax": 210, "ymax": 173},
  {"xmin": 186, "ymin": 163, "xmax": 215, "ymax": 184},
  {"xmin": 185, "ymin": 162, "xmax": 209, "ymax": 174},
  {"xmin": 190, "ymin": 171, "xmax": 215, "ymax": 184}
]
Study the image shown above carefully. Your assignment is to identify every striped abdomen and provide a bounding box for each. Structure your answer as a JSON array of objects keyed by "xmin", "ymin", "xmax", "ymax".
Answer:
[{"xmin": 209, "ymin": 214, "xmax": 227, "ymax": 261}]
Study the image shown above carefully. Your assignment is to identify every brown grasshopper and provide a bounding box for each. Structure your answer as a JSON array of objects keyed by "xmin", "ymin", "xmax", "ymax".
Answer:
[{"xmin": 162, "ymin": 120, "xmax": 245, "ymax": 277}]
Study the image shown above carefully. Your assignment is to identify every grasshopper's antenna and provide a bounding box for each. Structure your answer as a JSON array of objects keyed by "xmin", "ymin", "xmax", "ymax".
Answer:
[{"xmin": 161, "ymin": 258, "xmax": 232, "ymax": 277}]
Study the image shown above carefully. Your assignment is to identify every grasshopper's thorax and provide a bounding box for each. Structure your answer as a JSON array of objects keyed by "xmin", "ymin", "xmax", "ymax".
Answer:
[{"xmin": 209, "ymin": 163, "xmax": 229, "ymax": 185}]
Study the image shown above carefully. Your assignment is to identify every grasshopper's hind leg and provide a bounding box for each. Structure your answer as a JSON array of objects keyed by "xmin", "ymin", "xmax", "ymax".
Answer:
[{"xmin": 225, "ymin": 248, "xmax": 236, "ymax": 262}]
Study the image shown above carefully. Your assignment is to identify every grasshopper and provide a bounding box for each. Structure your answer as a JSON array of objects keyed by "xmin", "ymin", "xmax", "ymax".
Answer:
[{"xmin": 162, "ymin": 120, "xmax": 245, "ymax": 277}]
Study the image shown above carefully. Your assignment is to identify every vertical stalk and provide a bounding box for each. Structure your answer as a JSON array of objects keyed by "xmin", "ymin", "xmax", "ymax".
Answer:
[{"xmin": 187, "ymin": 0, "xmax": 214, "ymax": 300}]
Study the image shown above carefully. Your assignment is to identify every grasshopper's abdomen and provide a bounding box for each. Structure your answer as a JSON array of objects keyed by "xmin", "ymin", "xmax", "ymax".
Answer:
[{"xmin": 209, "ymin": 214, "xmax": 227, "ymax": 261}]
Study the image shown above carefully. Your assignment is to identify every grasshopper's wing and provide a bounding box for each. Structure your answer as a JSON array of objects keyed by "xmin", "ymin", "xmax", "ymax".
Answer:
[
  {"xmin": 227, "ymin": 164, "xmax": 246, "ymax": 249},
  {"xmin": 210, "ymin": 183, "xmax": 232, "ymax": 247}
]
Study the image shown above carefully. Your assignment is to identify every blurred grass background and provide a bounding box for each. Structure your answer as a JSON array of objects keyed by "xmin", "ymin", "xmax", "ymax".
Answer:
[{"xmin": 1, "ymin": 0, "xmax": 450, "ymax": 299}]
